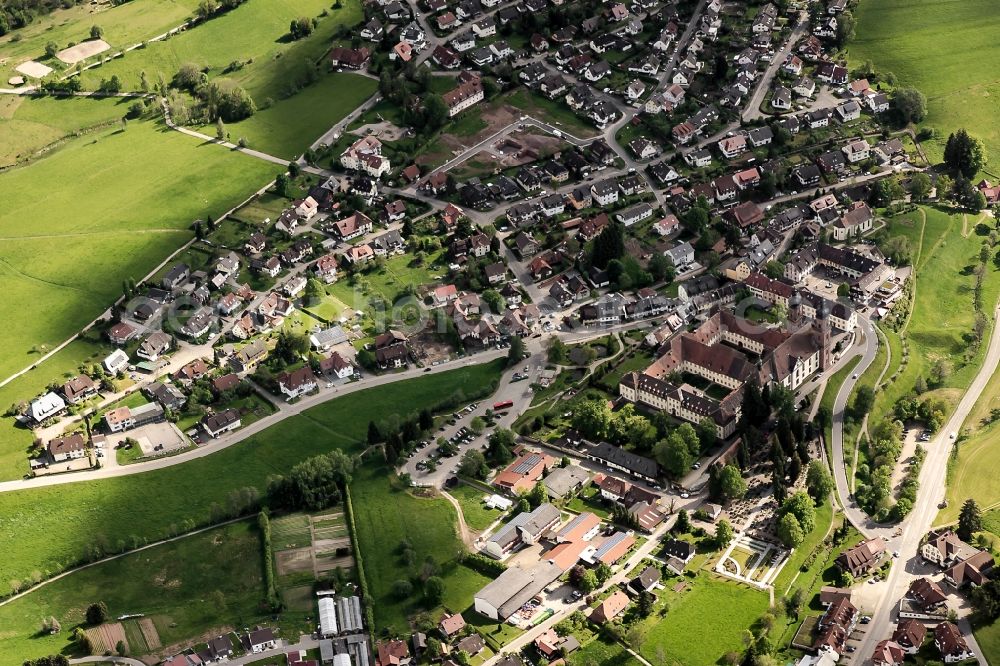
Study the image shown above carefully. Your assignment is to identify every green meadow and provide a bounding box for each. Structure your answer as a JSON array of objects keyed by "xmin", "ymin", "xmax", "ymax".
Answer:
[
  {"xmin": 0, "ymin": 95, "xmax": 135, "ymax": 167},
  {"xmin": 0, "ymin": 360, "xmax": 504, "ymax": 595},
  {"xmin": 217, "ymin": 72, "xmax": 378, "ymax": 160},
  {"xmin": 0, "ymin": 120, "xmax": 274, "ymax": 383},
  {"xmin": 850, "ymin": 0, "xmax": 1000, "ymax": 168},
  {"xmin": 76, "ymin": 0, "xmax": 364, "ymax": 101}
]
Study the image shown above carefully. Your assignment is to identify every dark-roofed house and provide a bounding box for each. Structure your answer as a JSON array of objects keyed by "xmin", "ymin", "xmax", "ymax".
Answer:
[
  {"xmin": 934, "ymin": 622, "xmax": 974, "ymax": 663},
  {"xmin": 836, "ymin": 538, "xmax": 886, "ymax": 577},
  {"xmin": 908, "ymin": 577, "xmax": 947, "ymax": 610},
  {"xmin": 278, "ymin": 366, "xmax": 318, "ymax": 399},
  {"xmin": 201, "ymin": 408, "xmax": 242, "ymax": 438},
  {"xmin": 62, "ymin": 375, "xmax": 98, "ymax": 404},
  {"xmin": 892, "ymin": 619, "xmax": 926, "ymax": 654},
  {"xmin": 630, "ymin": 565, "xmax": 661, "ymax": 594},
  {"xmin": 48, "ymin": 432, "xmax": 87, "ymax": 463},
  {"xmin": 662, "ymin": 539, "xmax": 695, "ymax": 563}
]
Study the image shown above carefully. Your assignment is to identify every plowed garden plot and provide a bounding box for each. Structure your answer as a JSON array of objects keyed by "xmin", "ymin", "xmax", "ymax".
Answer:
[
  {"xmin": 275, "ymin": 547, "xmax": 314, "ymax": 576},
  {"xmin": 85, "ymin": 622, "xmax": 127, "ymax": 655},
  {"xmin": 121, "ymin": 617, "xmax": 161, "ymax": 655}
]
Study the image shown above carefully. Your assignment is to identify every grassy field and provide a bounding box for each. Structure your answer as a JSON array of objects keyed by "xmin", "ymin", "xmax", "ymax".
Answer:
[
  {"xmin": 77, "ymin": 0, "xmax": 364, "ymax": 101},
  {"xmin": 0, "ymin": 119, "xmax": 274, "ymax": 384},
  {"xmin": 638, "ymin": 575, "xmax": 769, "ymax": 666},
  {"xmin": 772, "ymin": 500, "xmax": 835, "ymax": 596},
  {"xmin": 939, "ymin": 360, "xmax": 1000, "ymax": 523},
  {"xmin": 0, "ymin": 520, "xmax": 264, "ymax": 664},
  {"xmin": 448, "ymin": 483, "xmax": 504, "ymax": 532},
  {"xmin": 0, "ymin": 360, "xmax": 504, "ymax": 594},
  {"xmin": 0, "ymin": 0, "xmax": 201, "ymax": 83},
  {"xmin": 350, "ymin": 466, "xmax": 491, "ymax": 633},
  {"xmin": 869, "ymin": 208, "xmax": 1000, "ymax": 428},
  {"xmin": 850, "ymin": 0, "xmax": 1000, "ymax": 170},
  {"xmin": 0, "ymin": 95, "xmax": 137, "ymax": 167},
  {"xmin": 570, "ymin": 631, "xmax": 644, "ymax": 666},
  {"xmin": 212, "ymin": 72, "xmax": 378, "ymax": 159},
  {"xmin": 973, "ymin": 621, "xmax": 1000, "ymax": 666}
]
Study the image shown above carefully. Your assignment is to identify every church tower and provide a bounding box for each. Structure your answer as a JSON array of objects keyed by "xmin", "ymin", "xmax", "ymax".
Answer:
[{"xmin": 813, "ymin": 302, "xmax": 831, "ymax": 371}]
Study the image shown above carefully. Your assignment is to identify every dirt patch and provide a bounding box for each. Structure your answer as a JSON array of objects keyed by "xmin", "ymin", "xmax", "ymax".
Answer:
[
  {"xmin": 315, "ymin": 553, "xmax": 355, "ymax": 574},
  {"xmin": 351, "ymin": 121, "xmax": 408, "ymax": 142},
  {"xmin": 85, "ymin": 622, "xmax": 127, "ymax": 655},
  {"xmin": 57, "ymin": 39, "xmax": 111, "ymax": 64},
  {"xmin": 276, "ymin": 546, "xmax": 314, "ymax": 576},
  {"xmin": 15, "ymin": 61, "xmax": 53, "ymax": 79},
  {"xmin": 410, "ymin": 330, "xmax": 453, "ymax": 364}
]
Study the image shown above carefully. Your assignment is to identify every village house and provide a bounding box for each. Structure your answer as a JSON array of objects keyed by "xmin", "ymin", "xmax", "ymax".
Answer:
[
  {"xmin": 48, "ymin": 432, "xmax": 87, "ymax": 463},
  {"xmin": 62, "ymin": 375, "xmax": 98, "ymax": 404},
  {"xmin": 201, "ymin": 408, "xmax": 242, "ymax": 438},
  {"xmin": 277, "ymin": 366, "xmax": 318, "ymax": 399}
]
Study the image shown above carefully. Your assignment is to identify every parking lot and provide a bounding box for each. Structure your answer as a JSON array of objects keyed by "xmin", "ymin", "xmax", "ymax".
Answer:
[{"xmin": 106, "ymin": 421, "xmax": 188, "ymax": 464}]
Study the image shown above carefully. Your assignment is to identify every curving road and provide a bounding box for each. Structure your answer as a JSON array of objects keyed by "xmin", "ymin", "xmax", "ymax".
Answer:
[{"xmin": 829, "ymin": 315, "xmax": 886, "ymax": 539}]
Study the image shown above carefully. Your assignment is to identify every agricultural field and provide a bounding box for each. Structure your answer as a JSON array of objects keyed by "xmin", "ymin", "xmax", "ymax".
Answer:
[
  {"xmin": 212, "ymin": 72, "xmax": 378, "ymax": 160},
  {"xmin": 0, "ymin": 360, "xmax": 504, "ymax": 594},
  {"xmin": 76, "ymin": 0, "xmax": 364, "ymax": 102},
  {"xmin": 0, "ymin": 120, "xmax": 274, "ymax": 384},
  {"xmin": 637, "ymin": 575, "xmax": 769, "ymax": 666},
  {"xmin": 850, "ymin": 0, "xmax": 1000, "ymax": 168},
  {"xmin": 0, "ymin": 0, "xmax": 202, "ymax": 83},
  {"xmin": 0, "ymin": 95, "xmax": 137, "ymax": 167},
  {"xmin": 0, "ymin": 520, "xmax": 264, "ymax": 665}
]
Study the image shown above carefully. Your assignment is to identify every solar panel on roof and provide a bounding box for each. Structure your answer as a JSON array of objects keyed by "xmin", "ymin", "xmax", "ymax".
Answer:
[{"xmin": 511, "ymin": 454, "xmax": 541, "ymax": 475}]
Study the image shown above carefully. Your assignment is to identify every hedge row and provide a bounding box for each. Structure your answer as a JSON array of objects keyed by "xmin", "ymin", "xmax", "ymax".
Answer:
[
  {"xmin": 344, "ymin": 486, "xmax": 376, "ymax": 643},
  {"xmin": 258, "ymin": 510, "xmax": 281, "ymax": 610}
]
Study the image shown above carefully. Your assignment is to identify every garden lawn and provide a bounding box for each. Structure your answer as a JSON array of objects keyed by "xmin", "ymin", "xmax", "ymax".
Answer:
[
  {"xmin": 850, "ymin": 0, "xmax": 1000, "ymax": 170},
  {"xmin": 0, "ymin": 95, "xmax": 137, "ymax": 167},
  {"xmin": 448, "ymin": 483, "xmax": 503, "ymax": 532},
  {"xmin": 214, "ymin": 73, "xmax": 377, "ymax": 160},
  {"xmin": 0, "ymin": 119, "xmax": 273, "ymax": 386},
  {"xmin": 773, "ymin": 500, "xmax": 835, "ymax": 596},
  {"xmin": 502, "ymin": 89, "xmax": 598, "ymax": 139},
  {"xmin": 973, "ymin": 621, "xmax": 1000, "ymax": 666},
  {"xmin": 77, "ymin": 0, "xmax": 364, "ymax": 101},
  {"xmin": 0, "ymin": 0, "xmax": 201, "ymax": 83},
  {"xmin": 638, "ymin": 575, "xmax": 769, "ymax": 666},
  {"xmin": 0, "ymin": 360, "xmax": 504, "ymax": 595},
  {"xmin": 0, "ymin": 520, "xmax": 265, "ymax": 665},
  {"xmin": 570, "ymin": 633, "xmax": 643, "ymax": 666},
  {"xmin": 350, "ymin": 466, "xmax": 490, "ymax": 633}
]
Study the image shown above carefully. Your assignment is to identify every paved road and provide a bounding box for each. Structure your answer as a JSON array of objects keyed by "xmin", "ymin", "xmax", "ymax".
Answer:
[
  {"xmin": 852, "ymin": 301, "xmax": 1000, "ymax": 665},
  {"xmin": 829, "ymin": 315, "xmax": 886, "ymax": 540},
  {"xmin": 741, "ymin": 15, "xmax": 809, "ymax": 123},
  {"xmin": 0, "ymin": 350, "xmax": 506, "ymax": 493}
]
